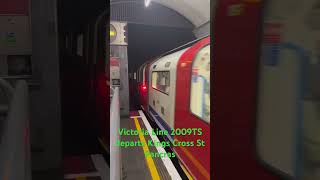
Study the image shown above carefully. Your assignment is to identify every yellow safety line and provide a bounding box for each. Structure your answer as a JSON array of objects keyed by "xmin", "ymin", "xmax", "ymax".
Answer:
[
  {"xmin": 180, "ymin": 162, "xmax": 194, "ymax": 180},
  {"xmin": 130, "ymin": 116, "xmax": 141, "ymax": 119},
  {"xmin": 76, "ymin": 177, "xmax": 86, "ymax": 180},
  {"xmin": 133, "ymin": 117, "xmax": 160, "ymax": 180}
]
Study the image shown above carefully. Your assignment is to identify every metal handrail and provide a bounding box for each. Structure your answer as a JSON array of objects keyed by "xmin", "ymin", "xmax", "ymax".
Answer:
[
  {"xmin": 110, "ymin": 87, "xmax": 121, "ymax": 180},
  {"xmin": 0, "ymin": 79, "xmax": 31, "ymax": 180}
]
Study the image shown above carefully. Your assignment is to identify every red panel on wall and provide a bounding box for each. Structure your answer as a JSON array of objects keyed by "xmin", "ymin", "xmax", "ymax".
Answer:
[{"xmin": 0, "ymin": 0, "xmax": 29, "ymax": 15}]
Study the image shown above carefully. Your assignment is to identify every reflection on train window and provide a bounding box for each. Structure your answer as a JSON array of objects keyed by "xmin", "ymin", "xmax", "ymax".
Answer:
[
  {"xmin": 152, "ymin": 71, "xmax": 170, "ymax": 95},
  {"xmin": 190, "ymin": 45, "xmax": 210, "ymax": 123}
]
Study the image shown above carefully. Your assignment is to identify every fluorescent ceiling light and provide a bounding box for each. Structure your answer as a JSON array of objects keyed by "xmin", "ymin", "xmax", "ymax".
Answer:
[{"xmin": 145, "ymin": 0, "xmax": 151, "ymax": 7}]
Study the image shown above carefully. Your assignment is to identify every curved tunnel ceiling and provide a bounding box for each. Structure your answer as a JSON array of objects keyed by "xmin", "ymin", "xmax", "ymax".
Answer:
[
  {"xmin": 151, "ymin": 0, "xmax": 211, "ymax": 27},
  {"xmin": 110, "ymin": 0, "xmax": 212, "ymax": 28}
]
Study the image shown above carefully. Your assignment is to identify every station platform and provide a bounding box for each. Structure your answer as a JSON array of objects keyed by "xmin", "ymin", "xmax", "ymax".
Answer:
[
  {"xmin": 120, "ymin": 110, "xmax": 184, "ymax": 180},
  {"xmin": 63, "ymin": 154, "xmax": 109, "ymax": 180}
]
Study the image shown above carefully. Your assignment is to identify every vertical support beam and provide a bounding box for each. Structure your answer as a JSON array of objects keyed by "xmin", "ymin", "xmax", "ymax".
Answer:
[
  {"xmin": 110, "ymin": 46, "xmax": 130, "ymax": 116},
  {"xmin": 110, "ymin": 21, "xmax": 129, "ymax": 116}
]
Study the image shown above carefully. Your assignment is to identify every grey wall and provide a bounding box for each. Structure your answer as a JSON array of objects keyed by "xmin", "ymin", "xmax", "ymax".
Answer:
[
  {"xmin": 111, "ymin": 46, "xmax": 129, "ymax": 116},
  {"xmin": 30, "ymin": 0, "xmax": 62, "ymax": 171},
  {"xmin": 127, "ymin": 23, "xmax": 195, "ymax": 73}
]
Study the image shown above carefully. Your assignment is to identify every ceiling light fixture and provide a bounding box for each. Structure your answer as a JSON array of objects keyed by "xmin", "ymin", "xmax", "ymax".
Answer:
[{"xmin": 145, "ymin": 0, "xmax": 151, "ymax": 7}]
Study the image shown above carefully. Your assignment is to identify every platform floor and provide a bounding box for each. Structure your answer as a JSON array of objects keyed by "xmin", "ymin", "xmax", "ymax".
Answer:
[
  {"xmin": 63, "ymin": 154, "xmax": 109, "ymax": 180},
  {"xmin": 120, "ymin": 111, "xmax": 181, "ymax": 180},
  {"xmin": 61, "ymin": 110, "xmax": 184, "ymax": 180}
]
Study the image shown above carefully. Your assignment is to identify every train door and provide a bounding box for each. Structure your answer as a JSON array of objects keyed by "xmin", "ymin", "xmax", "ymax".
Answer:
[
  {"xmin": 212, "ymin": 0, "xmax": 279, "ymax": 179},
  {"xmin": 174, "ymin": 37, "xmax": 210, "ymax": 180},
  {"xmin": 256, "ymin": 0, "xmax": 320, "ymax": 179}
]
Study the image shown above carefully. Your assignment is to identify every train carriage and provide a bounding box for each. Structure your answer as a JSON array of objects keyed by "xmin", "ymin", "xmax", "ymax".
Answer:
[
  {"xmin": 173, "ymin": 37, "xmax": 210, "ymax": 180},
  {"xmin": 136, "ymin": 36, "xmax": 211, "ymax": 180},
  {"xmin": 148, "ymin": 47, "xmax": 189, "ymax": 137}
]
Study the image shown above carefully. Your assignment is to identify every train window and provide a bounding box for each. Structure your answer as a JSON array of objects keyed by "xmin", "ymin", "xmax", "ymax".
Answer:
[
  {"xmin": 151, "ymin": 71, "xmax": 170, "ymax": 95},
  {"xmin": 190, "ymin": 45, "xmax": 210, "ymax": 123},
  {"xmin": 134, "ymin": 72, "xmax": 136, "ymax": 80}
]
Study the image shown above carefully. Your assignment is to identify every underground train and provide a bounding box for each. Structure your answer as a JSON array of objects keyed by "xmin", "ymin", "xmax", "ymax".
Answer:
[{"xmin": 135, "ymin": 36, "xmax": 210, "ymax": 180}]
